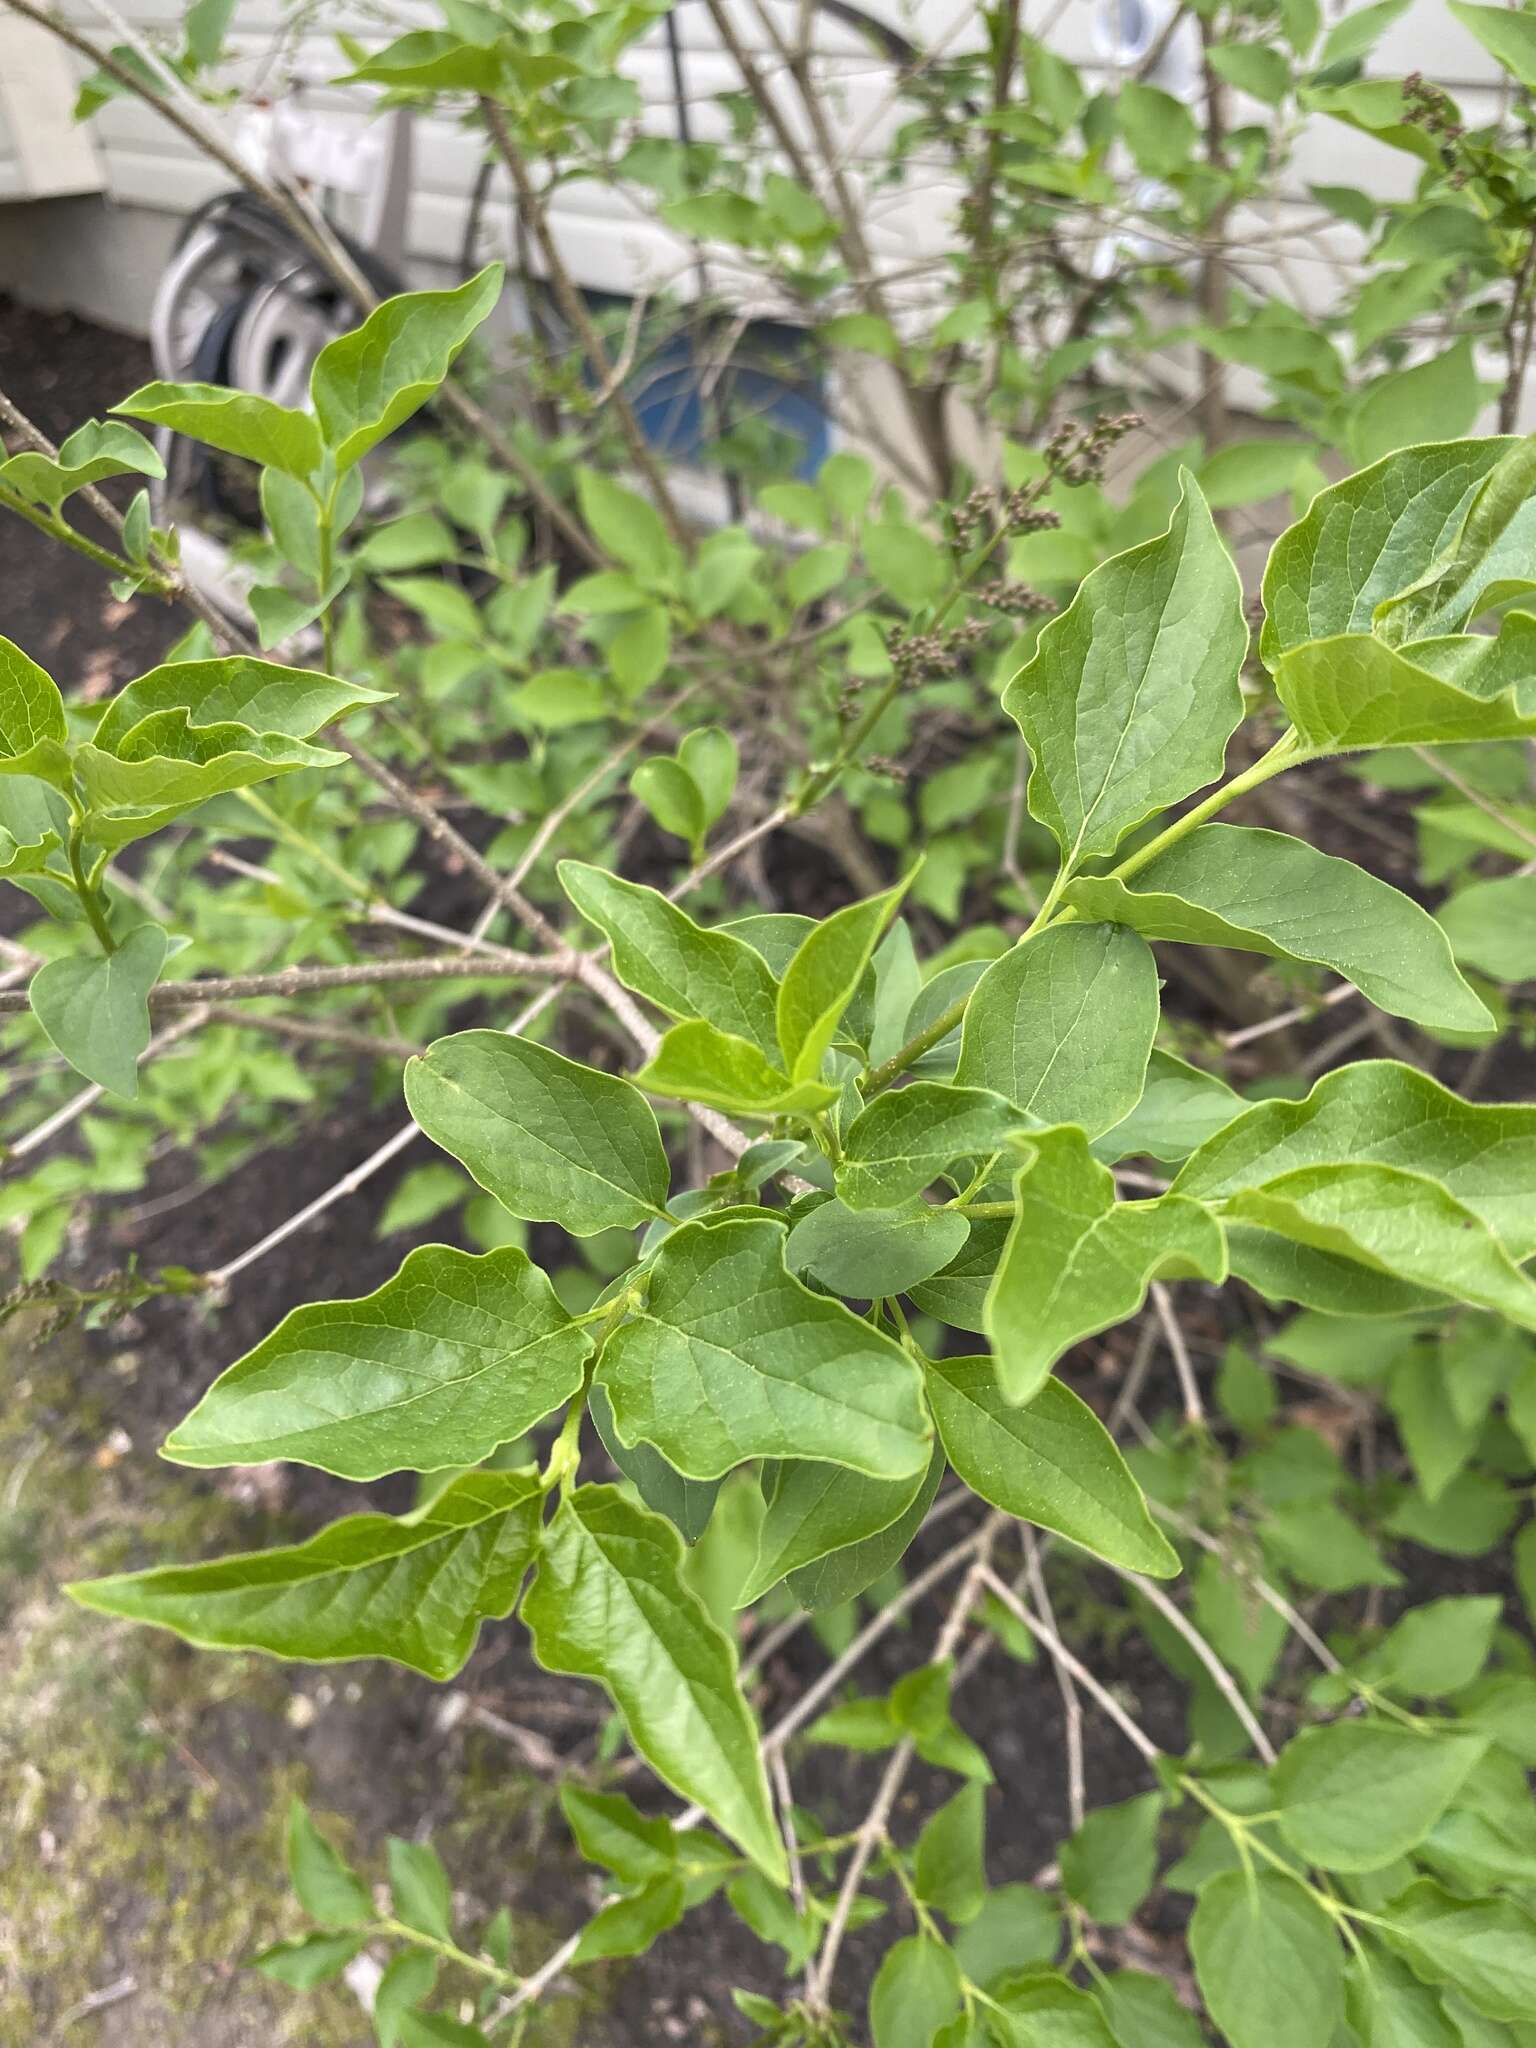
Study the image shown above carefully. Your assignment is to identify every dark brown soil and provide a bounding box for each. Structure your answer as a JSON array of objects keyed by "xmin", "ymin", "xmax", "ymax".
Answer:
[{"xmin": 0, "ymin": 294, "xmax": 182, "ymax": 692}]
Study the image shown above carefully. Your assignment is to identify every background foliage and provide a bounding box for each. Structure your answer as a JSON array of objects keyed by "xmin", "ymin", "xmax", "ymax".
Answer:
[{"xmin": 6, "ymin": 0, "xmax": 1536, "ymax": 2041}]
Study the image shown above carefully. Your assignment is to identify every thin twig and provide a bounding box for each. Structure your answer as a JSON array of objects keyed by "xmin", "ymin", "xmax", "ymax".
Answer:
[
  {"xmin": 201, "ymin": 1003, "xmax": 418, "ymax": 1063},
  {"xmin": 1151, "ymin": 1282, "xmax": 1204, "ymax": 1427},
  {"xmin": 978, "ymin": 1567, "xmax": 1163, "ymax": 1765},
  {"xmin": 491, "ymin": 1504, "xmax": 986, "ymax": 2024},
  {"xmin": 504, "ymin": 682, "xmax": 700, "ymax": 895},
  {"xmin": 807, "ymin": 1544, "xmax": 995, "ymax": 2011},
  {"xmin": 771, "ymin": 1751, "xmax": 807, "ymax": 1915},
  {"xmin": 6, "ymin": 1008, "xmax": 210, "ymax": 1164},
  {"xmin": 1025, "ymin": 1530, "xmax": 1085, "ymax": 1830},
  {"xmin": 479, "ymin": 99, "xmax": 690, "ymax": 544},
  {"xmin": 1222, "ymin": 979, "xmax": 1356, "ymax": 1050},
  {"xmin": 1152, "ymin": 1505, "xmax": 1342, "ymax": 1675},
  {"xmin": 1108, "ymin": 1565, "xmax": 1277, "ymax": 1765},
  {"xmin": 0, "ymin": 953, "xmax": 552, "ymax": 1015}
]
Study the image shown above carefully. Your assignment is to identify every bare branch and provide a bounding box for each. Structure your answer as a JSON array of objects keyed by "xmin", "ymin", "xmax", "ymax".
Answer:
[
  {"xmin": 1105, "ymin": 1563, "xmax": 1278, "ymax": 1765},
  {"xmin": 977, "ymin": 1566, "xmax": 1163, "ymax": 1765}
]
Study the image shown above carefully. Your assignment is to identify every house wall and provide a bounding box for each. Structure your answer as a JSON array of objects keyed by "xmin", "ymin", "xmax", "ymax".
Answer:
[
  {"xmin": 0, "ymin": 0, "xmax": 1524, "ymax": 476},
  {"xmin": 0, "ymin": 0, "xmax": 1514, "ymax": 332}
]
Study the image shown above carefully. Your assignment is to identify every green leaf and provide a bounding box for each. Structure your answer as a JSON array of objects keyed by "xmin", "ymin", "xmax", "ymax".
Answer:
[
  {"xmin": 786, "ymin": 540, "xmax": 851, "ymax": 605},
  {"xmin": 597, "ymin": 1217, "xmax": 931, "ymax": 1482},
  {"xmin": 30, "ymin": 923, "xmax": 168, "ymax": 1098},
  {"xmin": 1060, "ymin": 1793, "xmax": 1163, "ymax": 1926},
  {"xmin": 1351, "ymin": 259, "xmax": 1458, "ymax": 357},
  {"xmin": 1067, "ymin": 824, "xmax": 1490, "ymax": 1032},
  {"xmin": 1117, "ymin": 79, "xmax": 1199, "ymax": 175},
  {"xmin": 1382, "ymin": 1879, "xmax": 1536, "ymax": 2022},
  {"xmin": 954, "ymin": 925, "xmax": 1159, "ymax": 1137},
  {"xmin": 1099, "ymin": 1970, "xmax": 1205, "ymax": 2048},
  {"xmin": 1198, "ymin": 436, "xmax": 1313, "ymax": 509},
  {"xmin": 1225, "ymin": 1164, "xmax": 1536, "ymax": 1331},
  {"xmin": 1375, "ymin": 431, "xmax": 1536, "ymax": 646},
  {"xmin": 838, "ymin": 1083, "xmax": 1025, "ymax": 1210},
  {"xmin": 560, "ymin": 1784, "xmax": 677, "ymax": 1886},
  {"xmin": 374, "ymin": 1950, "xmax": 438, "ymax": 2048},
  {"xmin": 398, "ymin": 2015, "xmax": 490, "ymax": 2048},
  {"xmin": 869, "ymin": 1936, "xmax": 964, "ymax": 2048},
  {"xmin": 608, "ymin": 605, "xmax": 671, "ymax": 692},
  {"xmin": 777, "ymin": 876, "xmax": 909, "ymax": 1083},
  {"xmin": 164, "ymin": 1244, "xmax": 589, "ymax": 1481},
  {"xmin": 785, "ymin": 1198, "xmax": 971, "ymax": 1296},
  {"xmin": 1344, "ymin": 1950, "xmax": 1459, "ymax": 2048},
  {"xmin": 630, "ymin": 756, "xmax": 705, "ymax": 846},
  {"xmin": 914, "ymin": 1783, "xmax": 987, "ymax": 1926},
  {"xmin": 1093, "ymin": 1052, "xmax": 1244, "ymax": 1166},
  {"xmin": 925, "ymin": 1355, "xmax": 1178, "ymax": 1575},
  {"xmin": 992, "ymin": 1974, "xmax": 1119, "ymax": 2043},
  {"xmin": 953, "ymin": 1885, "xmax": 1062, "ymax": 1989},
  {"xmin": 113, "ymin": 381, "xmax": 323, "ymax": 477},
  {"xmin": 1358, "ymin": 1595, "xmax": 1502, "ymax": 1698},
  {"xmin": 908, "ymin": 1217, "xmax": 1012, "ymax": 1333},
  {"xmin": 354, "ymin": 509, "xmax": 457, "ymax": 573},
  {"xmin": 287, "ymin": 1800, "xmax": 373, "ymax": 1925},
  {"xmin": 0, "ymin": 823, "xmax": 60, "ymax": 879},
  {"xmin": 405, "ymin": 1030, "xmax": 670, "ymax": 1234},
  {"xmin": 1002, "ymin": 472, "xmax": 1245, "ymax": 870},
  {"xmin": 523, "ymin": 1483, "xmax": 785, "ymax": 1882},
  {"xmin": 1262, "ymin": 1500, "xmax": 1399, "ymax": 1593},
  {"xmin": 1388, "ymin": 1475, "xmax": 1515, "ymax": 1559},
  {"xmin": 863, "ymin": 523, "xmax": 948, "ymax": 607},
  {"xmin": 249, "ymin": 578, "xmax": 346, "ymax": 649},
  {"xmin": 1260, "ymin": 439, "xmax": 1514, "ymax": 664},
  {"xmin": 1388, "ymin": 1347, "xmax": 1477, "ymax": 1503},
  {"xmin": 785, "ymin": 1441, "xmax": 945, "ymax": 1611},
  {"xmin": 1189, "ymin": 1870, "xmax": 1344, "ymax": 2048},
  {"xmin": 677, "ymin": 726, "xmax": 737, "ymax": 825},
  {"xmin": 1318, "ymin": 0, "xmax": 1411, "ymax": 62},
  {"xmin": 0, "ymin": 635, "xmax": 70, "ymax": 785},
  {"xmin": 340, "ymin": 29, "xmax": 509, "ymax": 92},
  {"xmin": 984, "ymin": 1127, "xmax": 1226, "ymax": 1403},
  {"xmin": 93, "ymin": 656, "xmax": 388, "ymax": 752},
  {"xmin": 251, "ymin": 1930, "xmax": 366, "ymax": 1987},
  {"xmin": 1273, "ymin": 1721, "xmax": 1488, "ymax": 1871},
  {"xmin": 1447, "ymin": 0, "xmax": 1536, "ymax": 87},
  {"xmin": 69, "ymin": 1469, "xmax": 543, "ymax": 1680},
  {"xmin": 388, "ymin": 1837, "xmax": 453, "ymax": 1940},
  {"xmin": 1439, "ymin": 874, "xmax": 1536, "ymax": 981},
  {"xmin": 736, "ymin": 1457, "xmax": 928, "ymax": 1607},
  {"xmin": 727, "ymin": 911, "xmax": 817, "ymax": 975},
  {"xmin": 1274, "ymin": 632, "xmax": 1536, "ymax": 750},
  {"xmin": 310, "ymin": 265, "xmax": 504, "ymax": 469},
  {"xmin": 1348, "ymin": 344, "xmax": 1483, "ymax": 469},
  {"xmin": 588, "ymin": 1381, "xmax": 721, "ymax": 1545},
  {"xmin": 571, "ymin": 1874, "xmax": 686, "ymax": 1961},
  {"xmin": 634, "ymin": 1020, "xmax": 837, "ymax": 1116},
  {"xmin": 0, "ymin": 418, "xmax": 164, "ymax": 508},
  {"xmin": 1206, "ymin": 41, "xmax": 1291, "ymax": 104},
  {"xmin": 1174, "ymin": 1060, "xmax": 1536, "ymax": 1258},
  {"xmin": 576, "ymin": 468, "xmax": 679, "ymax": 585},
  {"xmin": 558, "ymin": 861, "xmax": 780, "ymax": 1054},
  {"xmin": 74, "ymin": 725, "xmax": 346, "ymax": 842},
  {"xmin": 1190, "ymin": 1557, "xmax": 1287, "ymax": 1700}
]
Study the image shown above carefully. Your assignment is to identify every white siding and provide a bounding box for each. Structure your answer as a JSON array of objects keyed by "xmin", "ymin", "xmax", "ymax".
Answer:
[
  {"xmin": 0, "ymin": 101, "xmax": 24, "ymax": 202},
  {"xmin": 3, "ymin": 0, "xmax": 1516, "ymax": 340},
  {"xmin": 0, "ymin": 17, "xmax": 103, "ymax": 201}
]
